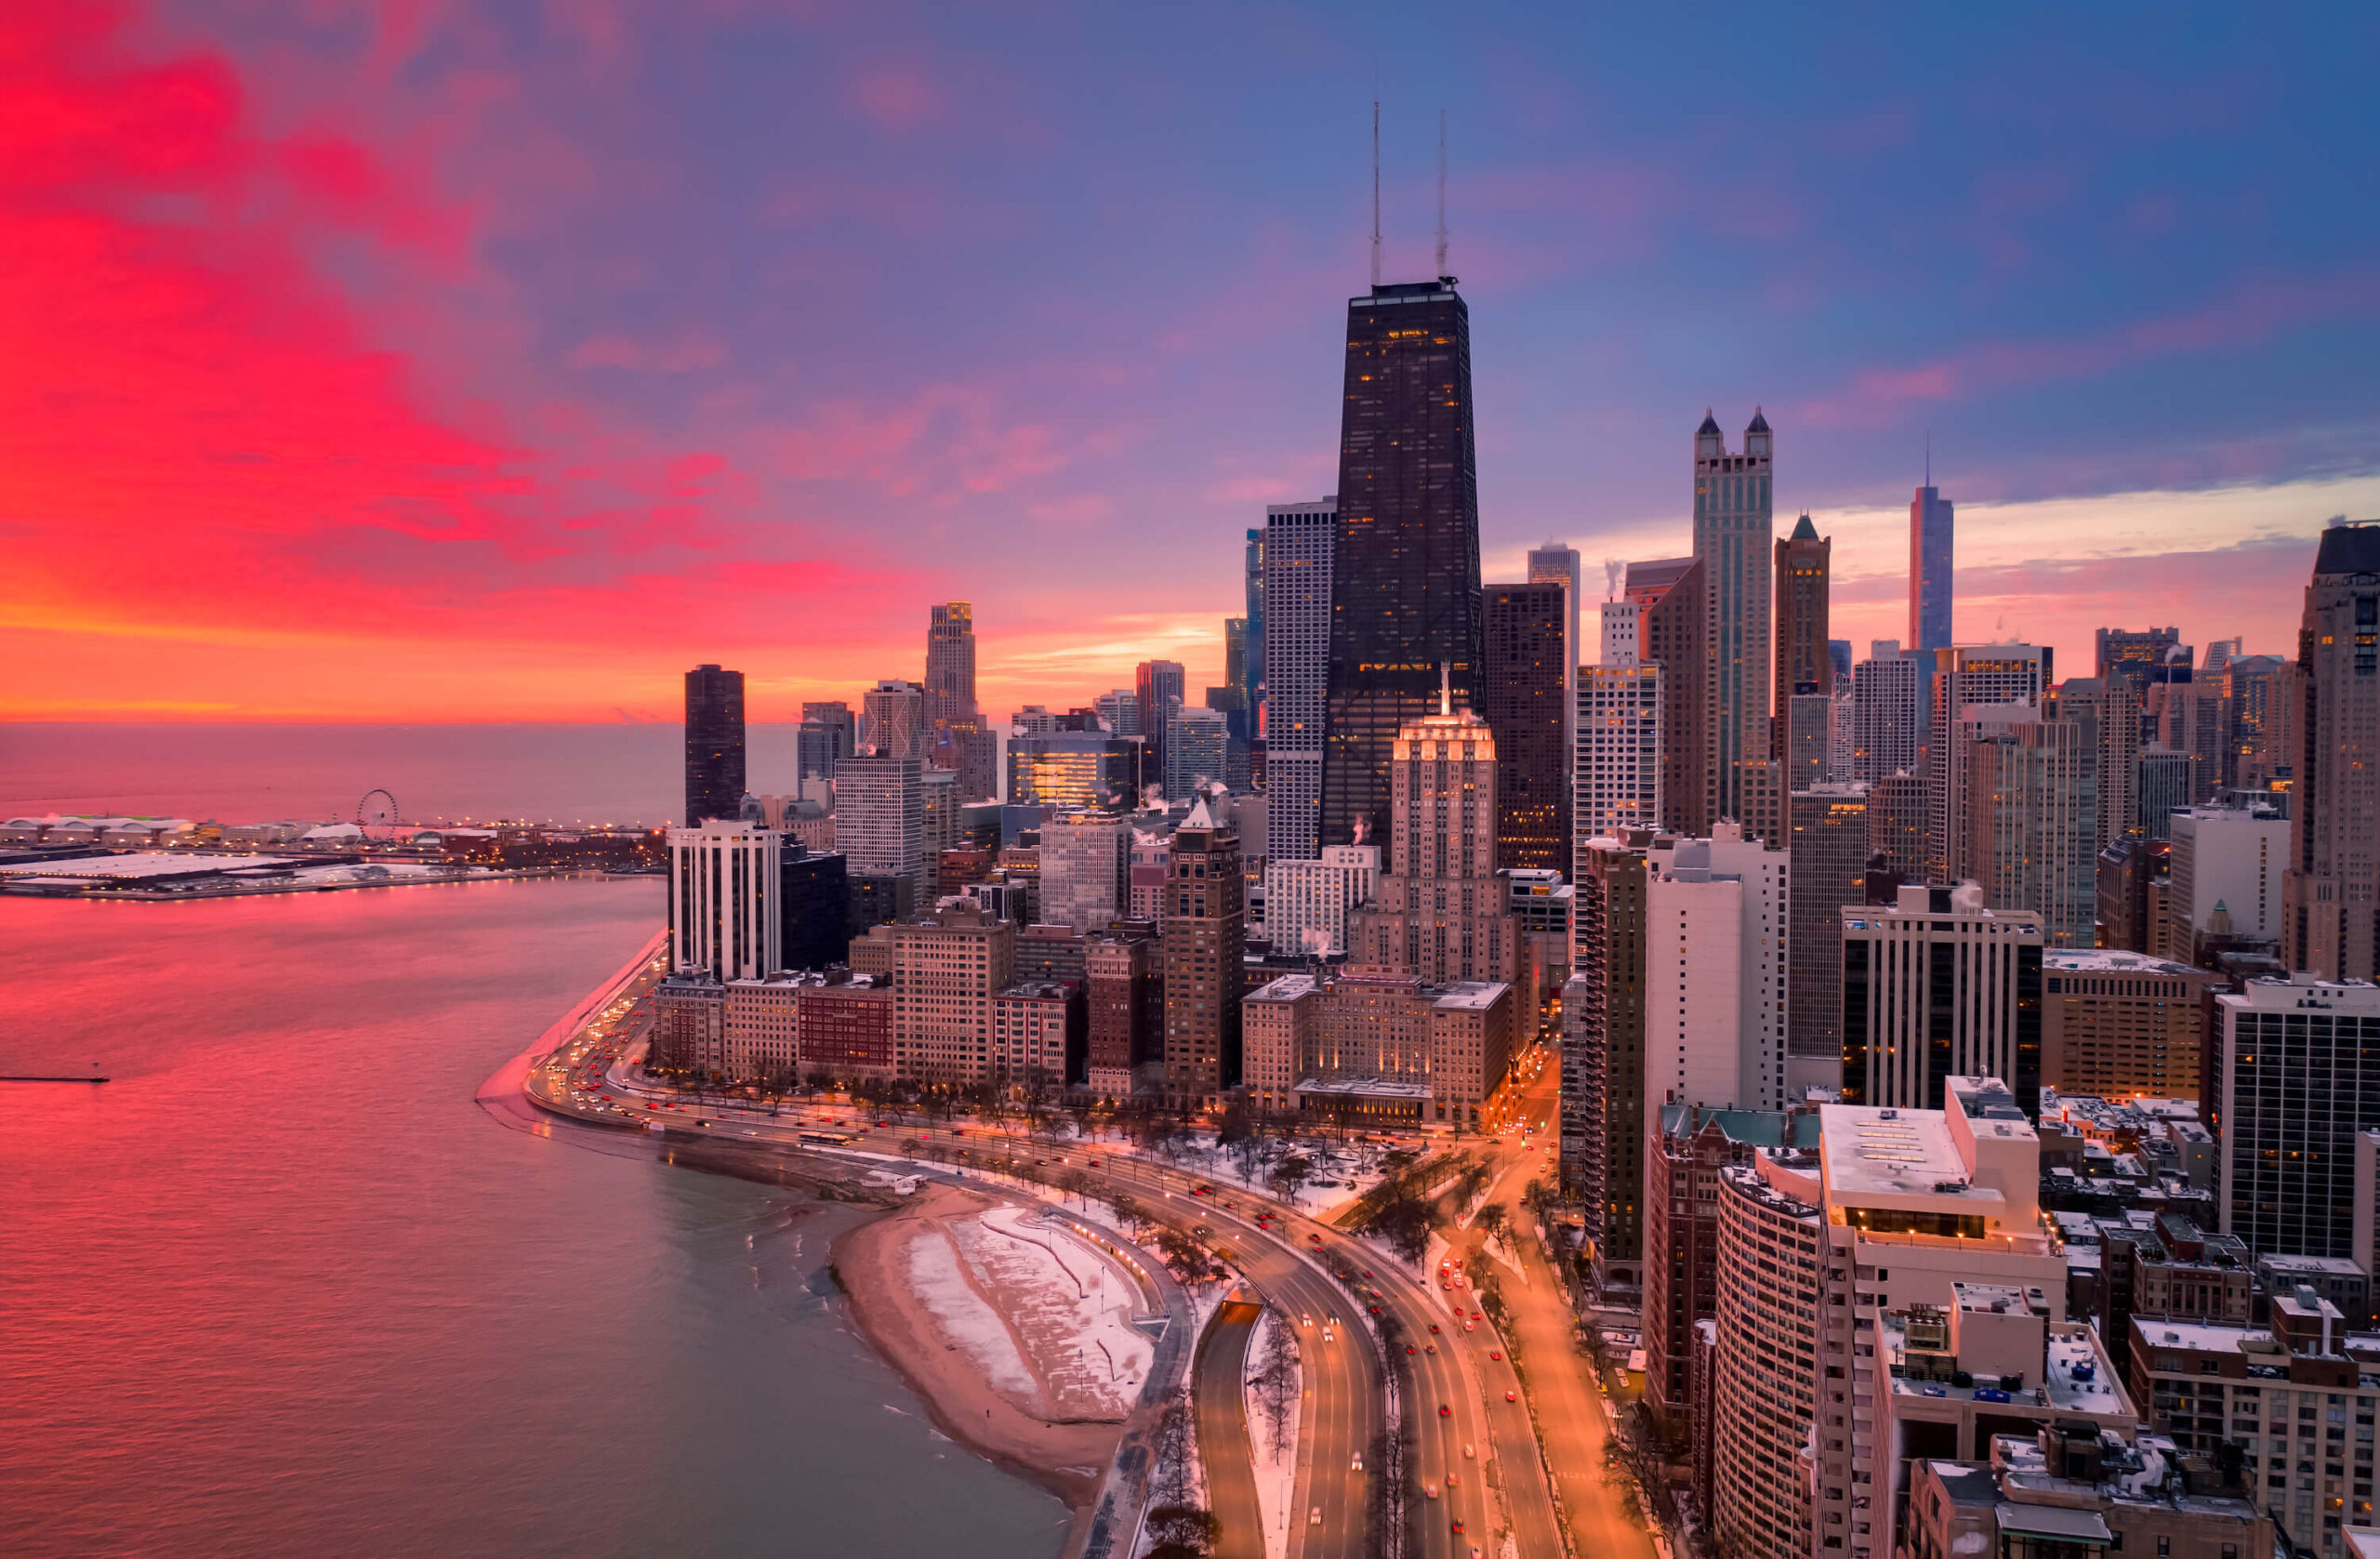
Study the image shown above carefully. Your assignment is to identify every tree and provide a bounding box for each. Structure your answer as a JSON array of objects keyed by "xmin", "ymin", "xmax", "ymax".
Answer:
[
  {"xmin": 1249, "ymin": 1312, "xmax": 1299, "ymax": 1457},
  {"xmin": 1150, "ymin": 1395, "xmax": 1196, "ymax": 1507},
  {"xmin": 1268, "ymin": 1153, "xmax": 1315, "ymax": 1202},
  {"xmin": 1144, "ymin": 1503, "xmax": 1215, "ymax": 1559},
  {"xmin": 1474, "ymin": 1202, "xmax": 1508, "ymax": 1241},
  {"xmin": 1157, "ymin": 1225, "xmax": 1208, "ymax": 1282}
]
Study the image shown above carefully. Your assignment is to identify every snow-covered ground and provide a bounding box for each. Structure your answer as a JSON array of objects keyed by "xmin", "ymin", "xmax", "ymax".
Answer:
[
  {"xmin": 1242, "ymin": 1310, "xmax": 1302, "ymax": 1559},
  {"xmin": 906, "ymin": 1225, "xmax": 1040, "ymax": 1407},
  {"xmin": 958, "ymin": 1208, "xmax": 1154, "ymax": 1416},
  {"xmin": 0, "ymin": 852, "xmax": 297, "ymax": 878}
]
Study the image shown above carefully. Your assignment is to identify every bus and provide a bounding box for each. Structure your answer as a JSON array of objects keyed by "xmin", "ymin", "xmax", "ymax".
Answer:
[{"xmin": 799, "ymin": 1130, "xmax": 856, "ymax": 1146}]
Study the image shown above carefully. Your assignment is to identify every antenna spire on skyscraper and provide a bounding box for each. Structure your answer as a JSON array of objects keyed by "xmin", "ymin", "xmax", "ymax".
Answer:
[
  {"xmin": 1370, "ymin": 99, "xmax": 1382, "ymax": 289},
  {"xmin": 1435, "ymin": 110, "xmax": 1448, "ymax": 280}
]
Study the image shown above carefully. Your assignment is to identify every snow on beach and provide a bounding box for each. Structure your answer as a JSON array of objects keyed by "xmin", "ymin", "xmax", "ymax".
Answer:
[{"xmin": 903, "ymin": 1205, "xmax": 1153, "ymax": 1420}]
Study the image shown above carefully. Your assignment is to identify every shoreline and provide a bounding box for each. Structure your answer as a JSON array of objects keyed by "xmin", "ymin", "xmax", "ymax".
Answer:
[{"xmin": 830, "ymin": 1183, "xmax": 1128, "ymax": 1513}]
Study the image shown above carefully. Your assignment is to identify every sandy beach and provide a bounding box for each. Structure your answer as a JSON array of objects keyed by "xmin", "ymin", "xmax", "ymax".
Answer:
[{"xmin": 831, "ymin": 1182, "xmax": 1153, "ymax": 1508}]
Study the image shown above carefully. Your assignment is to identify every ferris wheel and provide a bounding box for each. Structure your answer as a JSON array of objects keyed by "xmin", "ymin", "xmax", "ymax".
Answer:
[{"xmin": 356, "ymin": 788, "xmax": 402, "ymax": 828}]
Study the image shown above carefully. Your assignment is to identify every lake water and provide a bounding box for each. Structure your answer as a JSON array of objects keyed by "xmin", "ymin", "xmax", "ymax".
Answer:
[
  {"xmin": 0, "ymin": 722, "xmax": 816, "ymax": 827},
  {"xmin": 0, "ymin": 878, "xmax": 1067, "ymax": 1558}
]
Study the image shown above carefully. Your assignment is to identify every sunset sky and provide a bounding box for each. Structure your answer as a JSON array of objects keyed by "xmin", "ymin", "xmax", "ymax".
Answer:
[{"xmin": 4, "ymin": 3, "xmax": 2375, "ymax": 724}]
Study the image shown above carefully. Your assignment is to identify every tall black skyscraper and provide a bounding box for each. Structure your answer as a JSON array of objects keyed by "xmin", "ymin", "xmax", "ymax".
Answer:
[
  {"xmin": 1320, "ymin": 279, "xmax": 1483, "ymax": 848},
  {"xmin": 684, "ymin": 664, "xmax": 746, "ymax": 825}
]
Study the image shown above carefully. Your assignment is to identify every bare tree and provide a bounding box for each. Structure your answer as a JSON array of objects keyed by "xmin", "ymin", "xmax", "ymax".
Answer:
[
  {"xmin": 1150, "ymin": 1393, "xmax": 1197, "ymax": 1507},
  {"xmin": 1249, "ymin": 1311, "xmax": 1299, "ymax": 1458}
]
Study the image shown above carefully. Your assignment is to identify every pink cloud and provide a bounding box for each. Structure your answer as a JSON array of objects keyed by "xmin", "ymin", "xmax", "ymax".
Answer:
[
  {"xmin": 1797, "ymin": 271, "xmax": 2380, "ymax": 428},
  {"xmin": 847, "ymin": 64, "xmax": 941, "ymax": 131},
  {"xmin": 564, "ymin": 331, "xmax": 728, "ymax": 372}
]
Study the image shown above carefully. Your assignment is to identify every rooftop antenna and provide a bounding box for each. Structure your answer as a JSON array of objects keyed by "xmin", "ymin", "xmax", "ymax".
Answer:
[
  {"xmin": 1925, "ymin": 429, "xmax": 1932, "ymax": 488},
  {"xmin": 1439, "ymin": 660, "xmax": 1452, "ymax": 717},
  {"xmin": 1370, "ymin": 99, "xmax": 1382, "ymax": 289},
  {"xmin": 1435, "ymin": 109, "xmax": 1448, "ymax": 279}
]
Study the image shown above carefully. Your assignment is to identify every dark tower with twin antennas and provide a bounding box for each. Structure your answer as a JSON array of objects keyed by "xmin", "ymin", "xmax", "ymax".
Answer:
[{"xmin": 1319, "ymin": 107, "xmax": 1485, "ymax": 850}]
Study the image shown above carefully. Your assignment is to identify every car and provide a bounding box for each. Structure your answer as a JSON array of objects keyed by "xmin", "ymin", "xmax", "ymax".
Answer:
[
  {"xmin": 1423, "ymin": 1482, "xmax": 1440, "ymax": 1500},
  {"xmin": 1488, "ymin": 1352, "xmax": 1502, "ymax": 1362},
  {"xmin": 1446, "ymin": 1473, "xmax": 1458, "ymax": 1488},
  {"xmin": 1308, "ymin": 1233, "xmax": 1323, "ymax": 1245},
  {"xmin": 1368, "ymin": 1305, "xmax": 1382, "ymax": 1315},
  {"xmin": 1193, "ymin": 1185, "xmax": 1212, "ymax": 1196},
  {"xmin": 1302, "ymin": 1314, "xmax": 1313, "ymax": 1328},
  {"xmin": 1309, "ymin": 1507, "xmax": 1321, "ymax": 1526},
  {"xmin": 1405, "ymin": 1345, "xmax": 1416, "ymax": 1355},
  {"xmin": 1451, "ymin": 1520, "xmax": 1465, "ymax": 1536},
  {"xmin": 1351, "ymin": 1453, "xmax": 1363, "ymax": 1471},
  {"xmin": 1504, "ymin": 1390, "xmax": 1518, "ymax": 1402},
  {"xmin": 1463, "ymin": 1443, "xmax": 1474, "ymax": 1459},
  {"xmin": 1438, "ymin": 1405, "xmax": 1451, "ymax": 1418},
  {"xmin": 1425, "ymin": 1344, "xmax": 1436, "ymax": 1354},
  {"xmin": 1463, "ymin": 1321, "xmax": 1475, "ymax": 1332},
  {"xmin": 1322, "ymin": 1330, "xmax": 1334, "ymax": 1343},
  {"xmin": 1362, "ymin": 1270, "xmax": 1373, "ymax": 1278},
  {"xmin": 1430, "ymin": 1324, "xmax": 1441, "ymax": 1334}
]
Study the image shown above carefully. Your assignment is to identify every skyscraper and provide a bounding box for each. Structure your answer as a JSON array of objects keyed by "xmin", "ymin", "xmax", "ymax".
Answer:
[
  {"xmin": 1135, "ymin": 659, "xmax": 1185, "ymax": 795},
  {"xmin": 683, "ymin": 664, "xmax": 746, "ymax": 826},
  {"xmin": 1242, "ymin": 529, "xmax": 1264, "ymax": 738},
  {"xmin": 923, "ymin": 602, "xmax": 978, "ymax": 735},
  {"xmin": 1321, "ymin": 279, "xmax": 1484, "ymax": 851},
  {"xmin": 862, "ymin": 680, "xmax": 926, "ymax": 762},
  {"xmin": 1163, "ymin": 705, "xmax": 1228, "ymax": 798},
  {"xmin": 1577, "ymin": 601, "xmax": 1661, "ymax": 844},
  {"xmin": 1038, "ymin": 812, "xmax": 1130, "ymax": 933},
  {"xmin": 1850, "ymin": 646, "xmax": 1922, "ymax": 784},
  {"xmin": 835, "ymin": 751, "xmax": 925, "ymax": 901},
  {"xmin": 2213, "ymin": 972, "xmax": 2380, "ymax": 1258},
  {"xmin": 1926, "ymin": 644, "xmax": 2052, "ymax": 881},
  {"xmin": 1483, "ymin": 580, "xmax": 1569, "ymax": 874},
  {"xmin": 1787, "ymin": 782, "xmax": 1870, "ymax": 1096},
  {"xmin": 2095, "ymin": 626, "xmax": 2181, "ymax": 703},
  {"xmin": 1162, "ymin": 796, "xmax": 1245, "ymax": 1103},
  {"xmin": 1841, "ymin": 883, "xmax": 2044, "ymax": 1113},
  {"xmin": 1567, "ymin": 831, "xmax": 1653, "ymax": 1295},
  {"xmin": 1693, "ymin": 410, "xmax": 1774, "ymax": 823},
  {"xmin": 1528, "ymin": 540, "xmax": 1583, "ymax": 835},
  {"xmin": 1645, "ymin": 826, "xmax": 1789, "ymax": 1118},
  {"xmin": 1773, "ymin": 514, "xmax": 1831, "ymax": 760},
  {"xmin": 2284, "ymin": 523, "xmax": 2380, "ymax": 980},
  {"xmin": 668, "ymin": 818, "xmax": 781, "ymax": 980},
  {"xmin": 1347, "ymin": 682, "xmax": 1515, "ymax": 985},
  {"xmin": 797, "ymin": 701, "xmax": 854, "ymax": 785},
  {"xmin": 1629, "ymin": 557, "xmax": 1712, "ymax": 838},
  {"xmin": 1910, "ymin": 481, "xmax": 1954, "ymax": 659},
  {"xmin": 1261, "ymin": 498, "xmax": 1336, "ymax": 862},
  {"xmin": 1966, "ymin": 706, "xmax": 2099, "ymax": 948}
]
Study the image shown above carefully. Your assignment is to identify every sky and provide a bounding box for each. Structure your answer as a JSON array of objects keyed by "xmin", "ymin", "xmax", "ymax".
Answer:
[{"xmin": 2, "ymin": 1, "xmax": 2375, "ymax": 724}]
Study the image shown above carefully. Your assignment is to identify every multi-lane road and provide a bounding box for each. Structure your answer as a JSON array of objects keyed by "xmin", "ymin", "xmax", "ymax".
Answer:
[{"xmin": 525, "ymin": 1025, "xmax": 1633, "ymax": 1559}]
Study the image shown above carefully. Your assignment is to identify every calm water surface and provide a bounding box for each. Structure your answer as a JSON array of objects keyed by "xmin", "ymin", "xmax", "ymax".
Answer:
[
  {"xmin": 0, "ymin": 722, "xmax": 815, "ymax": 826},
  {"xmin": 0, "ymin": 879, "xmax": 1066, "ymax": 1558}
]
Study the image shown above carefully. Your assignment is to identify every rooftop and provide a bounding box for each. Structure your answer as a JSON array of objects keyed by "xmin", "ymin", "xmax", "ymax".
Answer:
[{"xmin": 2043, "ymin": 948, "xmax": 2204, "ymax": 976}]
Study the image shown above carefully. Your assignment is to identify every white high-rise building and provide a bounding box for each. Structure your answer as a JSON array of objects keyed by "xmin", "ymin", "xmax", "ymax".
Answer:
[
  {"xmin": 861, "ymin": 679, "xmax": 926, "ymax": 762},
  {"xmin": 1260, "ymin": 497, "xmax": 1336, "ymax": 862},
  {"xmin": 668, "ymin": 819, "xmax": 783, "ymax": 982},
  {"xmin": 1038, "ymin": 812, "xmax": 1130, "ymax": 932},
  {"xmin": 1263, "ymin": 844, "xmax": 1380, "ymax": 956},
  {"xmin": 2167, "ymin": 805, "xmax": 2286, "ymax": 952},
  {"xmin": 1693, "ymin": 409, "xmax": 1774, "ymax": 822},
  {"xmin": 1805, "ymin": 1079, "xmax": 2069, "ymax": 1559},
  {"xmin": 1644, "ymin": 823, "xmax": 1788, "ymax": 1130},
  {"xmin": 1577, "ymin": 599, "xmax": 1661, "ymax": 847},
  {"xmin": 835, "ymin": 751, "xmax": 924, "ymax": 898},
  {"xmin": 1093, "ymin": 689, "xmax": 1141, "ymax": 736},
  {"xmin": 1850, "ymin": 651, "xmax": 1921, "ymax": 783},
  {"xmin": 1964, "ymin": 704, "xmax": 2098, "ymax": 949}
]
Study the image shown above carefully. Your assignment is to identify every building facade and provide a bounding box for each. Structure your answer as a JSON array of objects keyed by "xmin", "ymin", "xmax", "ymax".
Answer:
[
  {"xmin": 1775, "ymin": 514, "xmax": 1831, "ymax": 760},
  {"xmin": 1567, "ymin": 833, "xmax": 1653, "ymax": 1294},
  {"xmin": 834, "ymin": 752, "xmax": 925, "ymax": 900},
  {"xmin": 1631, "ymin": 556, "xmax": 1712, "ymax": 838},
  {"xmin": 923, "ymin": 601, "xmax": 978, "ymax": 736},
  {"xmin": 1694, "ymin": 410, "xmax": 1775, "ymax": 823},
  {"xmin": 1346, "ymin": 693, "xmax": 1516, "ymax": 985},
  {"xmin": 1789, "ymin": 783, "xmax": 1871, "ymax": 1097},
  {"xmin": 1038, "ymin": 812, "xmax": 1130, "ymax": 933},
  {"xmin": 1260, "ymin": 497, "xmax": 1336, "ymax": 863},
  {"xmin": 684, "ymin": 663, "xmax": 746, "ymax": 826},
  {"xmin": 1910, "ymin": 483, "xmax": 1954, "ymax": 660},
  {"xmin": 2042, "ymin": 949, "xmax": 2217, "ymax": 1099},
  {"xmin": 1161, "ymin": 799, "xmax": 1245, "ymax": 1103},
  {"xmin": 2215, "ymin": 973, "xmax": 2380, "ymax": 1258},
  {"xmin": 1580, "ymin": 600, "xmax": 1663, "ymax": 844},
  {"xmin": 1851, "ymin": 650, "xmax": 1923, "ymax": 785},
  {"xmin": 1646, "ymin": 826, "xmax": 1790, "ymax": 1120},
  {"xmin": 1263, "ymin": 844, "xmax": 1380, "ymax": 957},
  {"xmin": 668, "ymin": 819, "xmax": 781, "ymax": 981},
  {"xmin": 1841, "ymin": 883, "xmax": 2045, "ymax": 1113},
  {"xmin": 862, "ymin": 679, "xmax": 927, "ymax": 762},
  {"xmin": 1483, "ymin": 580, "xmax": 1570, "ymax": 875},
  {"xmin": 2284, "ymin": 529, "xmax": 2380, "ymax": 980}
]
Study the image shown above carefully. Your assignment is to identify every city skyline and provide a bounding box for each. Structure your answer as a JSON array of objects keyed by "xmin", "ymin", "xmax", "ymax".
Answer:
[{"xmin": 3, "ymin": 6, "xmax": 2375, "ymax": 724}]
